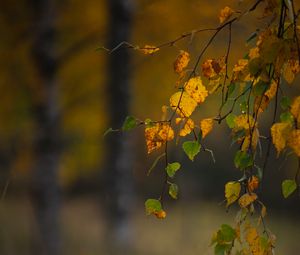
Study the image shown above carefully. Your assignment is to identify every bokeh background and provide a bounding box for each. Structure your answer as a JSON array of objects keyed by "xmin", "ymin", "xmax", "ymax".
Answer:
[{"xmin": 0, "ymin": 0, "xmax": 299, "ymax": 254}]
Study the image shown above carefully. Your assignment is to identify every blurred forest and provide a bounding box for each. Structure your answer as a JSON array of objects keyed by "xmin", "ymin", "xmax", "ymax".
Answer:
[{"xmin": 0, "ymin": 0, "xmax": 299, "ymax": 254}]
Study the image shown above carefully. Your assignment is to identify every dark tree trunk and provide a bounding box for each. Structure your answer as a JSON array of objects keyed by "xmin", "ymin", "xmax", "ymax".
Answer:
[
  {"xmin": 30, "ymin": 1, "xmax": 61, "ymax": 255},
  {"xmin": 103, "ymin": 0, "xmax": 135, "ymax": 253}
]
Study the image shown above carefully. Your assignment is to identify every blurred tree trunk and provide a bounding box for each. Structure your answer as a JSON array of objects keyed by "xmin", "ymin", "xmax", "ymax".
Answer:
[
  {"xmin": 103, "ymin": 0, "xmax": 135, "ymax": 253},
  {"xmin": 30, "ymin": 1, "xmax": 61, "ymax": 255}
]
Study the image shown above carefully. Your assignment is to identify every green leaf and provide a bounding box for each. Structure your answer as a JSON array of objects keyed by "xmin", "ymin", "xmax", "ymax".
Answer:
[
  {"xmin": 234, "ymin": 150, "xmax": 253, "ymax": 170},
  {"xmin": 280, "ymin": 96, "xmax": 291, "ymax": 110},
  {"xmin": 166, "ymin": 162, "xmax": 181, "ymax": 178},
  {"xmin": 214, "ymin": 224, "xmax": 236, "ymax": 255},
  {"xmin": 226, "ymin": 113, "xmax": 236, "ymax": 129},
  {"xmin": 145, "ymin": 199, "xmax": 162, "ymax": 215},
  {"xmin": 282, "ymin": 179, "xmax": 297, "ymax": 198},
  {"xmin": 182, "ymin": 141, "xmax": 201, "ymax": 161},
  {"xmin": 253, "ymin": 80, "xmax": 269, "ymax": 96},
  {"xmin": 214, "ymin": 244, "xmax": 228, "ymax": 255},
  {"xmin": 280, "ymin": 112, "xmax": 294, "ymax": 124},
  {"xmin": 220, "ymin": 224, "xmax": 236, "ymax": 242},
  {"xmin": 260, "ymin": 236, "xmax": 269, "ymax": 250},
  {"xmin": 147, "ymin": 153, "xmax": 166, "ymax": 176},
  {"xmin": 122, "ymin": 116, "xmax": 137, "ymax": 131},
  {"xmin": 169, "ymin": 183, "xmax": 178, "ymax": 199}
]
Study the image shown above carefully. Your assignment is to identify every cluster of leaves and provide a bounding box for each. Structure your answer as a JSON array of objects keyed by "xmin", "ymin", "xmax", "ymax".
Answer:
[{"xmin": 105, "ymin": 0, "xmax": 300, "ymax": 254}]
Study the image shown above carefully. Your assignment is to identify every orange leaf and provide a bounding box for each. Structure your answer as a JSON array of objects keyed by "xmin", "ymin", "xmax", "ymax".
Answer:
[
  {"xmin": 248, "ymin": 176, "xmax": 259, "ymax": 192},
  {"xmin": 174, "ymin": 50, "xmax": 190, "ymax": 74},
  {"xmin": 200, "ymin": 118, "xmax": 214, "ymax": 138},
  {"xmin": 238, "ymin": 193, "xmax": 257, "ymax": 208}
]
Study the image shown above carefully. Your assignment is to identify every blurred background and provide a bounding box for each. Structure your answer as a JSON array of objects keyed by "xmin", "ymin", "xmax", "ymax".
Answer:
[{"xmin": 0, "ymin": 0, "xmax": 299, "ymax": 254}]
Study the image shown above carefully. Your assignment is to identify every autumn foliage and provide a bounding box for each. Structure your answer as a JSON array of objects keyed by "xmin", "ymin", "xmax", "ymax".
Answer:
[{"xmin": 105, "ymin": 0, "xmax": 300, "ymax": 254}]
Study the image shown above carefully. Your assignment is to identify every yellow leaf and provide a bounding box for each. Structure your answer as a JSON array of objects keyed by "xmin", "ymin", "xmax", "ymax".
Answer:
[
  {"xmin": 290, "ymin": 96, "xmax": 300, "ymax": 124},
  {"xmin": 288, "ymin": 129, "xmax": 300, "ymax": 157},
  {"xmin": 241, "ymin": 129, "xmax": 259, "ymax": 152},
  {"xmin": 184, "ymin": 76, "xmax": 208, "ymax": 104},
  {"xmin": 249, "ymin": 47, "xmax": 260, "ymax": 59},
  {"xmin": 140, "ymin": 45, "xmax": 160, "ymax": 55},
  {"xmin": 170, "ymin": 91, "xmax": 197, "ymax": 117},
  {"xmin": 233, "ymin": 59, "xmax": 251, "ymax": 82},
  {"xmin": 238, "ymin": 193, "xmax": 257, "ymax": 208},
  {"xmin": 241, "ymin": 136, "xmax": 250, "ymax": 152},
  {"xmin": 264, "ymin": 80, "xmax": 278, "ymax": 99},
  {"xmin": 174, "ymin": 50, "xmax": 190, "ymax": 74},
  {"xmin": 283, "ymin": 60, "xmax": 300, "ymax": 84},
  {"xmin": 219, "ymin": 6, "xmax": 234, "ymax": 24},
  {"xmin": 179, "ymin": 118, "xmax": 195, "ymax": 137},
  {"xmin": 225, "ymin": 182, "xmax": 241, "ymax": 207},
  {"xmin": 245, "ymin": 226, "xmax": 266, "ymax": 255},
  {"xmin": 145, "ymin": 123, "xmax": 174, "ymax": 154},
  {"xmin": 271, "ymin": 122, "xmax": 292, "ymax": 156},
  {"xmin": 175, "ymin": 117, "xmax": 183, "ymax": 125},
  {"xmin": 234, "ymin": 114, "xmax": 255, "ymax": 131},
  {"xmin": 246, "ymin": 227, "xmax": 259, "ymax": 246},
  {"xmin": 200, "ymin": 118, "xmax": 214, "ymax": 138},
  {"xmin": 233, "ymin": 59, "xmax": 248, "ymax": 72}
]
